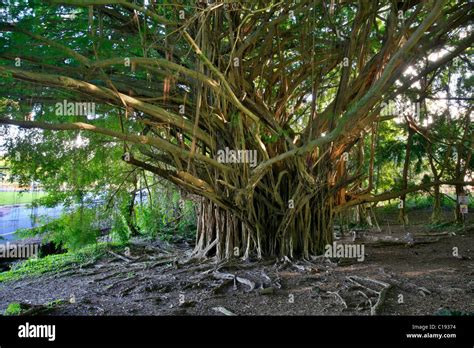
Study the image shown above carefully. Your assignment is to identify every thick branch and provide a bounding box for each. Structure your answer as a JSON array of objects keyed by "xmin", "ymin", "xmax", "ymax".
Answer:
[{"xmin": 0, "ymin": 118, "xmax": 227, "ymax": 172}]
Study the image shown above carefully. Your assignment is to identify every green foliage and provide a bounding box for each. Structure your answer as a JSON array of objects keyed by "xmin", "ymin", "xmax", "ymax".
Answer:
[
  {"xmin": 108, "ymin": 189, "xmax": 139, "ymax": 244},
  {"xmin": 110, "ymin": 212, "xmax": 132, "ymax": 245},
  {"xmin": 378, "ymin": 194, "xmax": 460, "ymax": 212},
  {"xmin": 0, "ymin": 98, "xmax": 18, "ymax": 113},
  {"xmin": 135, "ymin": 204, "xmax": 161, "ymax": 239},
  {"xmin": 46, "ymin": 299, "xmax": 65, "ymax": 308},
  {"xmin": 429, "ymin": 221, "xmax": 457, "ymax": 231},
  {"xmin": 405, "ymin": 194, "xmax": 436, "ymax": 210},
  {"xmin": 0, "ymin": 0, "xmax": 471, "ymax": 262},
  {"xmin": 4, "ymin": 302, "xmax": 22, "ymax": 316},
  {"xmin": 0, "ymin": 243, "xmax": 109, "ymax": 283},
  {"xmin": 43, "ymin": 207, "xmax": 99, "ymax": 251},
  {"xmin": 261, "ymin": 128, "xmax": 289, "ymax": 145},
  {"xmin": 135, "ymin": 186, "xmax": 196, "ymax": 241},
  {"xmin": 2, "ymin": 301, "xmax": 64, "ymax": 316}
]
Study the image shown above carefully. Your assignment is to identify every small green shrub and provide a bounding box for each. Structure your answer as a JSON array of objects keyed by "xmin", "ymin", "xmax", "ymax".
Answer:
[
  {"xmin": 47, "ymin": 207, "xmax": 99, "ymax": 251},
  {"xmin": 135, "ymin": 197, "xmax": 196, "ymax": 241},
  {"xmin": 4, "ymin": 302, "xmax": 22, "ymax": 316},
  {"xmin": 110, "ymin": 212, "xmax": 132, "ymax": 244}
]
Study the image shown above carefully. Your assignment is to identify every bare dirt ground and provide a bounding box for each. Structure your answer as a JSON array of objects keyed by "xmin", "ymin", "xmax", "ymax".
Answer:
[{"xmin": 0, "ymin": 212, "xmax": 473, "ymax": 316}]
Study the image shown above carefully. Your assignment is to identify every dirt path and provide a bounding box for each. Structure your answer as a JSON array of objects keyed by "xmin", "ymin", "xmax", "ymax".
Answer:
[{"xmin": 0, "ymin": 226, "xmax": 472, "ymax": 316}]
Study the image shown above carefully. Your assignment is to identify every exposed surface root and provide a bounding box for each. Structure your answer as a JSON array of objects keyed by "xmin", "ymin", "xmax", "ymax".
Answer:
[{"xmin": 0, "ymin": 225, "xmax": 472, "ymax": 315}]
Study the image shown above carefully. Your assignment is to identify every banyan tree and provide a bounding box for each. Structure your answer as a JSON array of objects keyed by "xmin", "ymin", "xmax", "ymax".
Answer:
[{"xmin": 0, "ymin": 0, "xmax": 472, "ymax": 260}]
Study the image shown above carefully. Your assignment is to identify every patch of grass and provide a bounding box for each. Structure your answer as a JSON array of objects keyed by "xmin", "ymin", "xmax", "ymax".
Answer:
[
  {"xmin": 46, "ymin": 299, "xmax": 65, "ymax": 308},
  {"xmin": 0, "ymin": 243, "xmax": 113, "ymax": 283},
  {"xmin": 4, "ymin": 302, "xmax": 22, "ymax": 316},
  {"xmin": 429, "ymin": 221, "xmax": 456, "ymax": 230},
  {"xmin": 2, "ymin": 299, "xmax": 65, "ymax": 316},
  {"xmin": 377, "ymin": 194, "xmax": 471, "ymax": 213},
  {"xmin": 0, "ymin": 191, "xmax": 47, "ymax": 206}
]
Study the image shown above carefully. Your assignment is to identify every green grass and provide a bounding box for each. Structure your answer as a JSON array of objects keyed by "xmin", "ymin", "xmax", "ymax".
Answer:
[
  {"xmin": 0, "ymin": 191, "xmax": 47, "ymax": 206},
  {"xmin": 4, "ymin": 302, "xmax": 22, "ymax": 316},
  {"xmin": 0, "ymin": 243, "xmax": 112, "ymax": 283},
  {"xmin": 3, "ymin": 299, "xmax": 65, "ymax": 316},
  {"xmin": 378, "ymin": 194, "xmax": 473, "ymax": 213}
]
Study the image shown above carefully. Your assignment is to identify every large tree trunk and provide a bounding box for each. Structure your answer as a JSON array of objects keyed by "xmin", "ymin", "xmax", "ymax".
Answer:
[
  {"xmin": 193, "ymin": 173, "xmax": 335, "ymax": 261},
  {"xmin": 454, "ymin": 184, "xmax": 465, "ymax": 224},
  {"xmin": 126, "ymin": 191, "xmax": 140, "ymax": 236},
  {"xmin": 431, "ymin": 184, "xmax": 442, "ymax": 224},
  {"xmin": 426, "ymin": 143, "xmax": 443, "ymax": 224},
  {"xmin": 398, "ymin": 127, "xmax": 414, "ymax": 225}
]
